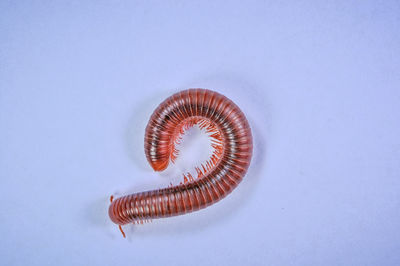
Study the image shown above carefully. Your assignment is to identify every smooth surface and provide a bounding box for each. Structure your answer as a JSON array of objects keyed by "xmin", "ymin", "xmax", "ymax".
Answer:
[{"xmin": 1, "ymin": 1, "xmax": 399, "ymax": 265}]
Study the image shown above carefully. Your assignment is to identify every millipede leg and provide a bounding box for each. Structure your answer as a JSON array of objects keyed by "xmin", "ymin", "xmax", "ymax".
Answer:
[{"xmin": 119, "ymin": 225, "xmax": 126, "ymax": 238}]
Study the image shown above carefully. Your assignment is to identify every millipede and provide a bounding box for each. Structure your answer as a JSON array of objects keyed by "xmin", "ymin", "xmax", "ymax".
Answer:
[{"xmin": 109, "ymin": 88, "xmax": 253, "ymax": 237}]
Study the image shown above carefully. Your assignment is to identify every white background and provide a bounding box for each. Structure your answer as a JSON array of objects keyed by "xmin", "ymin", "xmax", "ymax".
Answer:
[{"xmin": 1, "ymin": 1, "xmax": 399, "ymax": 265}]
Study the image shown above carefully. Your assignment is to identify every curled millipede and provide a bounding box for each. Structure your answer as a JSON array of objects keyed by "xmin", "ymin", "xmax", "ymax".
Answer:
[{"xmin": 109, "ymin": 89, "xmax": 253, "ymax": 236}]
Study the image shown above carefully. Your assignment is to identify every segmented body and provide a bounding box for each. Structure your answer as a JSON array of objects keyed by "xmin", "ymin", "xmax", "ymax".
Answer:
[{"xmin": 108, "ymin": 89, "xmax": 253, "ymax": 226}]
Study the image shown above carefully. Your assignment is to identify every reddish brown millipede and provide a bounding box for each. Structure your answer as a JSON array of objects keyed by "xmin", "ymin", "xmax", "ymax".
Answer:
[{"xmin": 109, "ymin": 89, "xmax": 253, "ymax": 236}]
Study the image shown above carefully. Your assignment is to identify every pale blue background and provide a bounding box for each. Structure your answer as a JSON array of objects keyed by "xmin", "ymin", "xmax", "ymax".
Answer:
[{"xmin": 1, "ymin": 1, "xmax": 399, "ymax": 265}]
